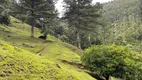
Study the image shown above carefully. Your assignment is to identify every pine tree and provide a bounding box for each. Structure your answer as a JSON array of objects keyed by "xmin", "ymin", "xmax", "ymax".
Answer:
[
  {"xmin": 63, "ymin": 0, "xmax": 103, "ymax": 49},
  {"xmin": 15, "ymin": 0, "xmax": 55, "ymax": 37}
]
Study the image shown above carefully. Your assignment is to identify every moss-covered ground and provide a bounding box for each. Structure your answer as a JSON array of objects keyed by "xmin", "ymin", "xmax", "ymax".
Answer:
[{"xmin": 0, "ymin": 16, "xmax": 95, "ymax": 80}]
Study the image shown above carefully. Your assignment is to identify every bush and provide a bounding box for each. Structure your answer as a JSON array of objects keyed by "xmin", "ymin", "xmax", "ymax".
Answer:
[
  {"xmin": 81, "ymin": 44, "xmax": 142, "ymax": 80},
  {"xmin": 59, "ymin": 35, "xmax": 69, "ymax": 42},
  {"xmin": 0, "ymin": 6, "xmax": 10, "ymax": 25},
  {"xmin": 0, "ymin": 13, "xmax": 10, "ymax": 25}
]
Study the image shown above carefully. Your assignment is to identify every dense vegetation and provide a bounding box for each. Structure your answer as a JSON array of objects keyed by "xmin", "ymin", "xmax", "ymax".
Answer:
[
  {"xmin": 82, "ymin": 45, "xmax": 142, "ymax": 80},
  {"xmin": 0, "ymin": 0, "xmax": 142, "ymax": 80},
  {"xmin": 102, "ymin": 0, "xmax": 142, "ymax": 52}
]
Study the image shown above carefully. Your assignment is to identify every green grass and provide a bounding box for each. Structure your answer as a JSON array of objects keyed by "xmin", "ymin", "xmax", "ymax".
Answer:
[{"xmin": 0, "ymin": 16, "xmax": 95, "ymax": 80}]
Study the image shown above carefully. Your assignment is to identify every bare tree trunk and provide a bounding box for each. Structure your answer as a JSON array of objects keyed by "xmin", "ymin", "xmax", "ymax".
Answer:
[
  {"xmin": 76, "ymin": 1, "xmax": 81, "ymax": 49},
  {"xmin": 31, "ymin": 0, "xmax": 34, "ymax": 37},
  {"xmin": 88, "ymin": 34, "xmax": 91, "ymax": 45},
  {"xmin": 31, "ymin": 25, "xmax": 34, "ymax": 37},
  {"xmin": 77, "ymin": 31, "xmax": 81, "ymax": 49},
  {"xmin": 105, "ymin": 75, "xmax": 110, "ymax": 80}
]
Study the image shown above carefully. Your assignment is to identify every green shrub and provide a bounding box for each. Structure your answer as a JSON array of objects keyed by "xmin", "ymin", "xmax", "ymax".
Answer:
[
  {"xmin": 59, "ymin": 35, "xmax": 69, "ymax": 42},
  {"xmin": 0, "ymin": 13, "xmax": 10, "ymax": 25},
  {"xmin": 81, "ymin": 44, "xmax": 142, "ymax": 80},
  {"xmin": 0, "ymin": 6, "xmax": 10, "ymax": 25}
]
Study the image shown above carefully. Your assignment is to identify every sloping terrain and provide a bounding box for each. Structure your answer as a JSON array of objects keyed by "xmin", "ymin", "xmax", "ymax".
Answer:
[{"xmin": 0, "ymin": 16, "xmax": 95, "ymax": 80}]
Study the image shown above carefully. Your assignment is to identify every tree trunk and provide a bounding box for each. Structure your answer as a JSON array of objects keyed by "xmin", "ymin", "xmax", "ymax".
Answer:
[
  {"xmin": 105, "ymin": 75, "xmax": 110, "ymax": 80},
  {"xmin": 31, "ymin": 24, "xmax": 34, "ymax": 37},
  {"xmin": 88, "ymin": 34, "xmax": 91, "ymax": 46},
  {"xmin": 31, "ymin": 0, "xmax": 34, "ymax": 37},
  {"xmin": 77, "ymin": 31, "xmax": 81, "ymax": 49}
]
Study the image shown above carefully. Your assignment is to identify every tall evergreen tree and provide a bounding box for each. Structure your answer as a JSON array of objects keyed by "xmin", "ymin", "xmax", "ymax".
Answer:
[
  {"xmin": 15, "ymin": 0, "xmax": 55, "ymax": 37},
  {"xmin": 63, "ymin": 0, "xmax": 102, "ymax": 49}
]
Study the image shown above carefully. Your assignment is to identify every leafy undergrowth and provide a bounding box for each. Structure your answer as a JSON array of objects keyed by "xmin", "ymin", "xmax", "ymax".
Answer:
[{"xmin": 0, "ymin": 16, "xmax": 95, "ymax": 80}]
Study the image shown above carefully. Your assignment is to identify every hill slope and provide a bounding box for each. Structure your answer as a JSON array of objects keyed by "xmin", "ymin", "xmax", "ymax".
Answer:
[{"xmin": 0, "ymin": 16, "xmax": 95, "ymax": 80}]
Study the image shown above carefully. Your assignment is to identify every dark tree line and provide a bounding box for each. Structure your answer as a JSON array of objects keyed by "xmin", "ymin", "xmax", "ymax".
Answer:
[
  {"xmin": 1, "ymin": 0, "xmax": 142, "ymax": 50},
  {"xmin": 0, "ymin": 0, "xmax": 104, "ymax": 49}
]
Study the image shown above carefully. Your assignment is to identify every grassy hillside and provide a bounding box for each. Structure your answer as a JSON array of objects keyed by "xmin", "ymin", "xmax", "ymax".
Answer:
[{"xmin": 0, "ymin": 16, "xmax": 95, "ymax": 80}]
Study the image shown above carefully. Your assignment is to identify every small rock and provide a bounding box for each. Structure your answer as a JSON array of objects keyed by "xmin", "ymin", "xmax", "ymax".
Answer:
[
  {"xmin": 56, "ymin": 64, "xmax": 61, "ymax": 68},
  {"xmin": 7, "ymin": 35, "xmax": 11, "ymax": 37},
  {"xmin": 3, "ymin": 48, "xmax": 8, "ymax": 50},
  {"xmin": 22, "ymin": 43, "xmax": 34, "ymax": 48},
  {"xmin": 30, "ymin": 46, "xmax": 34, "ymax": 48},
  {"xmin": 37, "ymin": 53, "xmax": 42, "ymax": 56}
]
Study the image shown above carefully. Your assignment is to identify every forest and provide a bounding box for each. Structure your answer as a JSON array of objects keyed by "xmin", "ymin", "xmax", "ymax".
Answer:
[{"xmin": 0, "ymin": 0, "xmax": 142, "ymax": 80}]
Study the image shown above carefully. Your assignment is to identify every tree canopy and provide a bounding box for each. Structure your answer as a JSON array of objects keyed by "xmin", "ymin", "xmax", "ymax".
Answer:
[
  {"xmin": 81, "ymin": 44, "xmax": 142, "ymax": 80},
  {"xmin": 12, "ymin": 0, "xmax": 56, "ymax": 37},
  {"xmin": 63, "ymin": 0, "xmax": 103, "ymax": 49}
]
